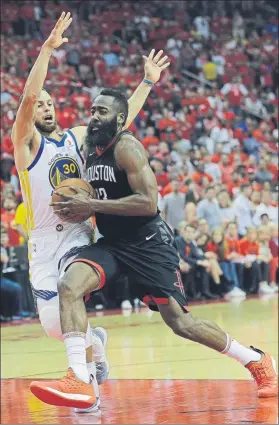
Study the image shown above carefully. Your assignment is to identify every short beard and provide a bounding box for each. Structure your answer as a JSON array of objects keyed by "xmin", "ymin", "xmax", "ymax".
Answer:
[
  {"xmin": 35, "ymin": 120, "xmax": 57, "ymax": 135},
  {"xmin": 85, "ymin": 116, "xmax": 118, "ymax": 147}
]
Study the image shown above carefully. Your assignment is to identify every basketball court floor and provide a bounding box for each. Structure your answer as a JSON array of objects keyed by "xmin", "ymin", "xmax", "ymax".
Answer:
[{"xmin": 1, "ymin": 295, "xmax": 278, "ymax": 424}]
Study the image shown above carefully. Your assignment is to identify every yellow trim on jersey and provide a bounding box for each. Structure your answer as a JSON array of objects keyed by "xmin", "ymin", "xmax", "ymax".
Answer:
[{"xmin": 19, "ymin": 170, "xmax": 35, "ymax": 235}]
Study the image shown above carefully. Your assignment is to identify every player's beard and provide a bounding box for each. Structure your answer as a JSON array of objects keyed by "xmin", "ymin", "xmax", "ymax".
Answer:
[
  {"xmin": 35, "ymin": 119, "xmax": 57, "ymax": 135},
  {"xmin": 85, "ymin": 116, "xmax": 118, "ymax": 147}
]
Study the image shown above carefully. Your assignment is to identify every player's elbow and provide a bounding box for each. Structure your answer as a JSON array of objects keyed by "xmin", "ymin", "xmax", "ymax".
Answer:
[
  {"xmin": 145, "ymin": 197, "xmax": 157, "ymax": 216},
  {"xmin": 21, "ymin": 90, "xmax": 38, "ymax": 106}
]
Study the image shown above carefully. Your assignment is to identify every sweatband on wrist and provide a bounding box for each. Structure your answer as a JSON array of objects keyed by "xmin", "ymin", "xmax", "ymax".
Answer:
[{"xmin": 143, "ymin": 78, "xmax": 155, "ymax": 86}]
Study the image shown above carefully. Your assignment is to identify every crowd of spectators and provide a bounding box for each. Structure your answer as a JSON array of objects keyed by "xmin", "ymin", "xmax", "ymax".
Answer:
[{"xmin": 1, "ymin": 0, "xmax": 278, "ymax": 317}]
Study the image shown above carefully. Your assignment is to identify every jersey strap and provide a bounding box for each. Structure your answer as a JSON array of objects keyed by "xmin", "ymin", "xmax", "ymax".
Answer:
[
  {"xmin": 95, "ymin": 130, "xmax": 133, "ymax": 156},
  {"xmin": 27, "ymin": 135, "xmax": 45, "ymax": 171},
  {"xmin": 67, "ymin": 129, "xmax": 84, "ymax": 164}
]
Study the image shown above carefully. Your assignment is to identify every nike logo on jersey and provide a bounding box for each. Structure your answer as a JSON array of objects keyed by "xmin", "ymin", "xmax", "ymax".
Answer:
[{"xmin": 146, "ymin": 233, "xmax": 157, "ymax": 241}]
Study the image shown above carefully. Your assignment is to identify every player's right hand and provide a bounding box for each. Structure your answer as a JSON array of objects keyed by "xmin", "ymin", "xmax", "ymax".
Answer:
[{"xmin": 44, "ymin": 12, "xmax": 72, "ymax": 49}]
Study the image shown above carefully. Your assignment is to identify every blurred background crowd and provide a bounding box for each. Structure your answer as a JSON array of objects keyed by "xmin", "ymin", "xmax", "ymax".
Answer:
[{"xmin": 1, "ymin": 0, "xmax": 278, "ymax": 320}]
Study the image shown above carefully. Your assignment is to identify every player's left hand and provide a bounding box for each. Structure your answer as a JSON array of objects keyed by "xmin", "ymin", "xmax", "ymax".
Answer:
[
  {"xmin": 143, "ymin": 49, "xmax": 170, "ymax": 84},
  {"xmin": 49, "ymin": 186, "xmax": 93, "ymax": 219}
]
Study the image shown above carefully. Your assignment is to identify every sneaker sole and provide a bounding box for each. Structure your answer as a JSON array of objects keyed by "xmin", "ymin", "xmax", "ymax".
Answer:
[
  {"xmin": 74, "ymin": 396, "xmax": 101, "ymax": 413},
  {"xmin": 30, "ymin": 384, "xmax": 95, "ymax": 409}
]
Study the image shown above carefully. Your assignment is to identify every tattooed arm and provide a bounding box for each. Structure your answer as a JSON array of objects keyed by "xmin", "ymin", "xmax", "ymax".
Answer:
[
  {"xmin": 90, "ymin": 135, "xmax": 158, "ymax": 216},
  {"xmin": 51, "ymin": 135, "xmax": 158, "ymax": 217}
]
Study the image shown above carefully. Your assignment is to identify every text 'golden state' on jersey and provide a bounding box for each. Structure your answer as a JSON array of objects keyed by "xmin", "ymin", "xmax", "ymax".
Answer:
[{"xmin": 19, "ymin": 130, "xmax": 85, "ymax": 232}]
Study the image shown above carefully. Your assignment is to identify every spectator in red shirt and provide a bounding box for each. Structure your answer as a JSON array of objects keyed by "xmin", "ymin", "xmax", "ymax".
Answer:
[
  {"xmin": 210, "ymin": 143, "xmax": 223, "ymax": 163},
  {"xmin": 192, "ymin": 162, "xmax": 213, "ymax": 185},
  {"xmin": 227, "ymin": 170, "xmax": 243, "ymax": 198},
  {"xmin": 141, "ymin": 126, "xmax": 160, "ymax": 149},
  {"xmin": 219, "ymin": 154, "xmax": 234, "ymax": 185},
  {"xmin": 1, "ymin": 198, "xmax": 21, "ymax": 247},
  {"xmin": 268, "ymin": 223, "xmax": 278, "ymax": 289},
  {"xmin": 239, "ymin": 227, "xmax": 262, "ymax": 293},
  {"xmin": 221, "ymin": 76, "xmax": 248, "ymax": 116},
  {"xmin": 206, "ymin": 227, "xmax": 245, "ymax": 297},
  {"xmin": 150, "ymin": 159, "xmax": 169, "ymax": 195}
]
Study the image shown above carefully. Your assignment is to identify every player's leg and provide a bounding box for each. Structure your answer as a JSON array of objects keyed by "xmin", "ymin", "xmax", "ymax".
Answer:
[
  {"xmin": 30, "ymin": 244, "xmax": 120, "ymax": 408},
  {"xmin": 158, "ymin": 296, "xmax": 278, "ymax": 398},
  {"xmin": 59, "ymin": 244, "xmax": 109, "ymax": 387}
]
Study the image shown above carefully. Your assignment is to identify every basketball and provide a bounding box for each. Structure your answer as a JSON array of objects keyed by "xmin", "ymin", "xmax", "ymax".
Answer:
[{"xmin": 51, "ymin": 178, "xmax": 94, "ymax": 223}]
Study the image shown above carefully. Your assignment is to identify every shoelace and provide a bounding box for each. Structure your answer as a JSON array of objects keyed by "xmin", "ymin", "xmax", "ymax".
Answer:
[
  {"xmin": 249, "ymin": 365, "xmax": 274, "ymax": 389},
  {"xmin": 95, "ymin": 362, "xmax": 104, "ymax": 374}
]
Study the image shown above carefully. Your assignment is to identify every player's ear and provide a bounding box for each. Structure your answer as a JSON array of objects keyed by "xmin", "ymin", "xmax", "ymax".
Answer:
[{"xmin": 117, "ymin": 112, "xmax": 125, "ymax": 126}]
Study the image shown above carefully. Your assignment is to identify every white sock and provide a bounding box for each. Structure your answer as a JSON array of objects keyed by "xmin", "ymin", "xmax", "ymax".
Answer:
[
  {"xmin": 85, "ymin": 322, "xmax": 93, "ymax": 349},
  {"xmin": 63, "ymin": 332, "xmax": 90, "ymax": 383},
  {"xmin": 222, "ymin": 334, "xmax": 261, "ymax": 366}
]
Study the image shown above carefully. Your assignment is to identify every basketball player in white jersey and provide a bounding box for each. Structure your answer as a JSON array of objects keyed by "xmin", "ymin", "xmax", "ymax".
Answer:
[{"xmin": 11, "ymin": 12, "xmax": 170, "ymax": 411}]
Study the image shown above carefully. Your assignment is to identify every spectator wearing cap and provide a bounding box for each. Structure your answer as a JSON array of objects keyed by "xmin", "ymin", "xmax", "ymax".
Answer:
[
  {"xmin": 233, "ymin": 183, "xmax": 253, "ymax": 237},
  {"xmin": 253, "ymin": 190, "xmax": 278, "ymax": 226},
  {"xmin": 162, "ymin": 178, "xmax": 186, "ymax": 235},
  {"xmin": 197, "ymin": 185, "xmax": 222, "ymax": 231}
]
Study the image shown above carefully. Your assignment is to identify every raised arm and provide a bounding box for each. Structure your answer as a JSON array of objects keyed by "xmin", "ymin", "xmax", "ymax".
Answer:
[
  {"xmin": 11, "ymin": 12, "xmax": 72, "ymax": 170},
  {"xmin": 125, "ymin": 49, "xmax": 170, "ymax": 128},
  {"xmin": 71, "ymin": 49, "xmax": 170, "ymax": 148}
]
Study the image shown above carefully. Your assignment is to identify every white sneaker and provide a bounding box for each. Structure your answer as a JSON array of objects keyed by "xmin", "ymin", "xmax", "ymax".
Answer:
[
  {"xmin": 224, "ymin": 287, "xmax": 246, "ymax": 299},
  {"xmin": 270, "ymin": 283, "xmax": 279, "ymax": 292},
  {"xmin": 259, "ymin": 282, "xmax": 277, "ymax": 294},
  {"xmin": 121, "ymin": 300, "xmax": 132, "ymax": 309},
  {"xmin": 134, "ymin": 298, "xmax": 140, "ymax": 307},
  {"xmin": 92, "ymin": 327, "xmax": 110, "ymax": 385},
  {"xmin": 95, "ymin": 304, "xmax": 104, "ymax": 310},
  {"xmin": 234, "ymin": 287, "xmax": 246, "ymax": 296}
]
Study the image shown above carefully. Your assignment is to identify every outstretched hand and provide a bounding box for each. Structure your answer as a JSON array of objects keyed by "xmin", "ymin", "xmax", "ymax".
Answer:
[
  {"xmin": 50, "ymin": 186, "xmax": 93, "ymax": 219},
  {"xmin": 44, "ymin": 11, "xmax": 72, "ymax": 49},
  {"xmin": 143, "ymin": 49, "xmax": 170, "ymax": 84}
]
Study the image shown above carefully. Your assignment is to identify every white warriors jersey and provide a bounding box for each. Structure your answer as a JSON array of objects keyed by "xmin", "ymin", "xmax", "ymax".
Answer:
[{"xmin": 19, "ymin": 130, "xmax": 86, "ymax": 233}]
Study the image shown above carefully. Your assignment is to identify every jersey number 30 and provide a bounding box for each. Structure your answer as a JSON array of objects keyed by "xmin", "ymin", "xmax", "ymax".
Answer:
[{"xmin": 95, "ymin": 188, "xmax": 108, "ymax": 200}]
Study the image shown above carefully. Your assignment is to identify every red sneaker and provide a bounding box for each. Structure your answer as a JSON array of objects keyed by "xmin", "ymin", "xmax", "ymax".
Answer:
[
  {"xmin": 246, "ymin": 347, "xmax": 278, "ymax": 398},
  {"xmin": 30, "ymin": 368, "xmax": 96, "ymax": 409}
]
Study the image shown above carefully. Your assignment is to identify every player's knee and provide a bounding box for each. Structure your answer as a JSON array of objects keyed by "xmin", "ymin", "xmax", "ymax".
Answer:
[
  {"xmin": 58, "ymin": 262, "xmax": 98, "ymax": 302},
  {"xmin": 58, "ymin": 274, "xmax": 76, "ymax": 302},
  {"xmin": 38, "ymin": 300, "xmax": 62, "ymax": 341}
]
